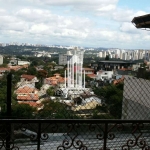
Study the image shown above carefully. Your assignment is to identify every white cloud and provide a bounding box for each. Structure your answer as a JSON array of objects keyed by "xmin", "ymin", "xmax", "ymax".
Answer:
[
  {"xmin": 0, "ymin": 0, "xmax": 149, "ymax": 48},
  {"xmin": 34, "ymin": 0, "xmax": 118, "ymax": 6},
  {"xmin": 120, "ymin": 22, "xmax": 139, "ymax": 33},
  {"xmin": 29, "ymin": 24, "xmax": 49, "ymax": 34},
  {"xmin": 16, "ymin": 8, "xmax": 53, "ymax": 22},
  {"xmin": 31, "ymin": 0, "xmax": 118, "ymax": 15},
  {"xmin": 0, "ymin": 9, "xmax": 8, "ymax": 15},
  {"xmin": 112, "ymin": 9, "xmax": 147, "ymax": 22},
  {"xmin": 96, "ymin": 4, "xmax": 116, "ymax": 12}
]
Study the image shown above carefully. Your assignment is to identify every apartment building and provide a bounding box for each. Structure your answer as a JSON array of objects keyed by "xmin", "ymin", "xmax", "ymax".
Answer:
[{"xmin": 0, "ymin": 55, "xmax": 3, "ymax": 65}]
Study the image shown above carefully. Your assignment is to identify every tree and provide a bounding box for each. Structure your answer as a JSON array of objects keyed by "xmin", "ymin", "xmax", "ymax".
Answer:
[
  {"xmin": 93, "ymin": 83, "xmax": 123, "ymax": 119},
  {"xmin": 36, "ymin": 100, "xmax": 78, "ymax": 119},
  {"xmin": 46, "ymin": 87, "xmax": 55, "ymax": 96},
  {"xmin": 0, "ymin": 75, "xmax": 7, "ymax": 116},
  {"xmin": 27, "ymin": 66, "xmax": 37, "ymax": 75},
  {"xmin": 105, "ymin": 55, "xmax": 109, "ymax": 60},
  {"xmin": 37, "ymin": 69, "xmax": 48, "ymax": 84},
  {"xmin": 11, "ymin": 103, "xmax": 36, "ymax": 119}
]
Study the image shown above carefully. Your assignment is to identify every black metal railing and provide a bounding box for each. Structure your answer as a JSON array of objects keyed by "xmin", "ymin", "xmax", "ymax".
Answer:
[{"xmin": 0, "ymin": 119, "xmax": 150, "ymax": 150}]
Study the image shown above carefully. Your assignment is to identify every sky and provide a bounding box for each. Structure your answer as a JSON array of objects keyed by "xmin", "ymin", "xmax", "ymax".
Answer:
[{"xmin": 0, "ymin": 0, "xmax": 150, "ymax": 49}]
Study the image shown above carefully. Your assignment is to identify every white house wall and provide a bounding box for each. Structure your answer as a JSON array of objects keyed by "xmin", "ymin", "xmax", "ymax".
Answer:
[
  {"xmin": 82, "ymin": 96, "xmax": 101, "ymax": 104},
  {"xmin": 96, "ymin": 71, "xmax": 113, "ymax": 80}
]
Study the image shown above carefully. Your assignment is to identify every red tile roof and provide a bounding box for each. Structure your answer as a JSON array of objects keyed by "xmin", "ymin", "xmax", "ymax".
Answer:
[
  {"xmin": 17, "ymin": 93, "xmax": 39, "ymax": 101},
  {"xmin": 45, "ymin": 75, "xmax": 65, "ymax": 85},
  {"xmin": 113, "ymin": 76, "xmax": 124, "ymax": 85},
  {"xmin": 9, "ymin": 65, "xmax": 22, "ymax": 71},
  {"xmin": 118, "ymin": 68, "xmax": 132, "ymax": 71},
  {"xmin": 16, "ymin": 86, "xmax": 38, "ymax": 94},
  {"xmin": 0, "ymin": 68, "xmax": 10, "ymax": 72},
  {"xmin": 21, "ymin": 74, "xmax": 36, "ymax": 80}
]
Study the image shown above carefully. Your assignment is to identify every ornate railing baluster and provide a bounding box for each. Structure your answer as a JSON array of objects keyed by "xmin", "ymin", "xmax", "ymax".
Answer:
[
  {"xmin": 37, "ymin": 122, "xmax": 41, "ymax": 150},
  {"xmin": 103, "ymin": 122, "xmax": 108, "ymax": 150}
]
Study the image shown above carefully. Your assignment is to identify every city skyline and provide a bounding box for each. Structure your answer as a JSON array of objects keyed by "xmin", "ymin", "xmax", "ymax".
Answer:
[{"xmin": 0, "ymin": 0, "xmax": 150, "ymax": 49}]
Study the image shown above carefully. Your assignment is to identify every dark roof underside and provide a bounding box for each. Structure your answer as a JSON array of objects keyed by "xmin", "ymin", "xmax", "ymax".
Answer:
[
  {"xmin": 132, "ymin": 14, "xmax": 150, "ymax": 28},
  {"xmin": 99, "ymin": 61, "xmax": 134, "ymax": 64}
]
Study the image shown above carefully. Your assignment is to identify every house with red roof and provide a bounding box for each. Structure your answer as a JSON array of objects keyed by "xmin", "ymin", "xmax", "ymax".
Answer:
[
  {"xmin": 66, "ymin": 67, "xmax": 94, "ymax": 74},
  {"xmin": 0, "ymin": 67, "xmax": 10, "ymax": 77},
  {"xmin": 17, "ymin": 74, "xmax": 39, "ymax": 87},
  {"xmin": 44, "ymin": 73, "xmax": 66, "ymax": 87},
  {"xmin": 113, "ymin": 76, "xmax": 124, "ymax": 85},
  {"xmin": 86, "ymin": 74, "xmax": 96, "ymax": 79},
  {"xmin": 96, "ymin": 70, "xmax": 113, "ymax": 81},
  {"xmin": 21, "ymin": 74, "xmax": 39, "ymax": 83},
  {"xmin": 8, "ymin": 64, "xmax": 29, "ymax": 71},
  {"xmin": 9, "ymin": 65, "xmax": 22, "ymax": 71},
  {"xmin": 16, "ymin": 85, "xmax": 39, "ymax": 108},
  {"xmin": 82, "ymin": 68, "xmax": 94, "ymax": 74}
]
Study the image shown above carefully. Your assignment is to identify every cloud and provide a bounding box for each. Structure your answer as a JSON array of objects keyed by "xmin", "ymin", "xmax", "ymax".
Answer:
[
  {"xmin": 16, "ymin": 8, "xmax": 53, "ymax": 23},
  {"xmin": 0, "ymin": 9, "xmax": 8, "ymax": 15},
  {"xmin": 31, "ymin": 0, "xmax": 118, "ymax": 15},
  {"xmin": 0, "ymin": 0, "xmax": 150, "ymax": 48},
  {"xmin": 34, "ymin": 0, "xmax": 118, "ymax": 6},
  {"xmin": 112, "ymin": 9, "xmax": 147, "ymax": 22},
  {"xmin": 120, "ymin": 22, "xmax": 139, "ymax": 33},
  {"xmin": 14, "ymin": 8, "xmax": 93, "ymax": 39}
]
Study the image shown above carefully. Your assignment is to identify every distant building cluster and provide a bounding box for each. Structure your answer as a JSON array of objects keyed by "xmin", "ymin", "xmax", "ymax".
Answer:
[
  {"xmin": 34, "ymin": 51, "xmax": 58, "ymax": 58},
  {"xmin": 59, "ymin": 47, "xmax": 85, "ymax": 65},
  {"xmin": 97, "ymin": 49, "xmax": 150, "ymax": 61},
  {"xmin": 0, "ymin": 42, "xmax": 84, "ymax": 50},
  {"xmin": 8, "ymin": 57, "xmax": 30, "ymax": 66}
]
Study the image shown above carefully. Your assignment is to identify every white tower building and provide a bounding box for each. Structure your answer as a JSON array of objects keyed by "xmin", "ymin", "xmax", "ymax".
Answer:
[
  {"xmin": 60, "ymin": 48, "xmax": 89, "ymax": 98},
  {"xmin": 102, "ymin": 51, "xmax": 106, "ymax": 58},
  {"xmin": 65, "ymin": 48, "xmax": 85, "ymax": 88},
  {"xmin": 0, "ymin": 55, "xmax": 3, "ymax": 65},
  {"xmin": 98, "ymin": 52, "xmax": 103, "ymax": 58}
]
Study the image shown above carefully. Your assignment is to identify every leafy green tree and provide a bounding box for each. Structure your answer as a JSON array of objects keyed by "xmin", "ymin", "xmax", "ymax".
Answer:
[
  {"xmin": 27, "ymin": 66, "xmax": 37, "ymax": 75},
  {"xmin": 37, "ymin": 100, "xmax": 79, "ymax": 119},
  {"xmin": 0, "ymin": 75, "xmax": 7, "ymax": 116},
  {"xmin": 11, "ymin": 103, "xmax": 36, "ymax": 119},
  {"xmin": 10, "ymin": 68, "xmax": 28, "ymax": 85},
  {"xmin": 93, "ymin": 83, "xmax": 123, "ymax": 119},
  {"xmin": 105, "ymin": 55, "xmax": 109, "ymax": 60},
  {"xmin": 46, "ymin": 87, "xmax": 55, "ymax": 96},
  {"xmin": 37, "ymin": 69, "xmax": 48, "ymax": 84},
  {"xmin": 50, "ymin": 69, "xmax": 65, "ymax": 77},
  {"xmin": 30, "ymin": 60, "xmax": 38, "ymax": 66},
  {"xmin": 85, "ymin": 75, "xmax": 93, "ymax": 82}
]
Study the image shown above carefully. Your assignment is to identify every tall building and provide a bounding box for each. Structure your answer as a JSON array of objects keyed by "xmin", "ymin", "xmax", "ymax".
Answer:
[
  {"xmin": 59, "ymin": 48, "xmax": 89, "ymax": 98},
  {"xmin": 59, "ymin": 51, "xmax": 73, "ymax": 65},
  {"xmin": 144, "ymin": 50, "xmax": 150, "ymax": 61},
  {"xmin": 102, "ymin": 51, "xmax": 107, "ymax": 58},
  {"xmin": 98, "ymin": 51, "xmax": 103, "ymax": 58},
  {"xmin": 65, "ymin": 48, "xmax": 85, "ymax": 88},
  {"xmin": 0, "ymin": 55, "xmax": 3, "ymax": 65}
]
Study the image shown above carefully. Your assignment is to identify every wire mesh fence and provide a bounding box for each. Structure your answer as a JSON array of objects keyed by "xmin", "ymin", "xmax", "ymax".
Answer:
[
  {"xmin": 0, "ymin": 72, "xmax": 150, "ymax": 149},
  {"xmin": 1, "ymin": 72, "xmax": 150, "ymax": 119},
  {"xmin": 10, "ymin": 72, "xmax": 119, "ymax": 119}
]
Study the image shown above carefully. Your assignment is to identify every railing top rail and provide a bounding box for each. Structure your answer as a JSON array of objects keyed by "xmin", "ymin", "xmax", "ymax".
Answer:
[{"xmin": 0, "ymin": 119, "xmax": 150, "ymax": 123}]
